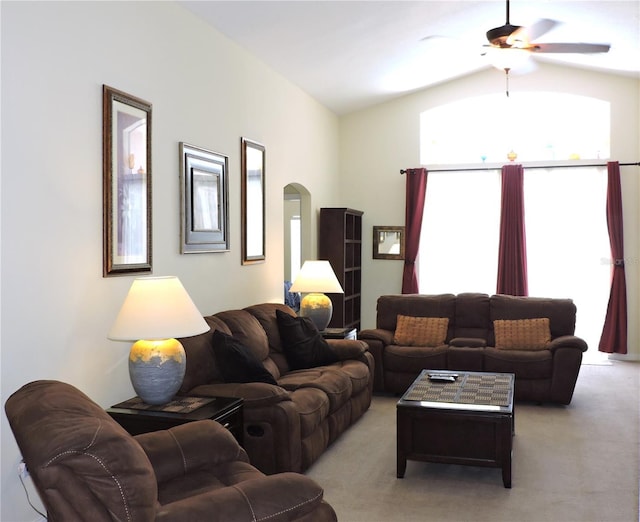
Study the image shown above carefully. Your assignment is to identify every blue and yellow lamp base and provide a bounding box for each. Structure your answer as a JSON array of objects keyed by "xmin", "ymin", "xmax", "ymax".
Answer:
[
  {"xmin": 129, "ymin": 338, "xmax": 186, "ymax": 405},
  {"xmin": 299, "ymin": 292, "xmax": 333, "ymax": 332}
]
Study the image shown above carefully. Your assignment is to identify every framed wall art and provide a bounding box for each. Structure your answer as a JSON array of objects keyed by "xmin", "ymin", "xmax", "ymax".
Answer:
[
  {"xmin": 373, "ymin": 226, "xmax": 405, "ymax": 260},
  {"xmin": 241, "ymin": 137, "xmax": 266, "ymax": 265},
  {"xmin": 103, "ymin": 85, "xmax": 152, "ymax": 276},
  {"xmin": 180, "ymin": 143, "xmax": 230, "ymax": 253}
]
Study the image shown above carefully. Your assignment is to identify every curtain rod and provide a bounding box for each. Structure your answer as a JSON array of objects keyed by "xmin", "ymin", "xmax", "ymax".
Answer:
[{"xmin": 400, "ymin": 162, "xmax": 640, "ymax": 174}]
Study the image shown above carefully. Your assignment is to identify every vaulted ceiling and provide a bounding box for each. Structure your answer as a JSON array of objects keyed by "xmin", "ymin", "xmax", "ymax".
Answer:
[{"xmin": 181, "ymin": 1, "xmax": 640, "ymax": 115}]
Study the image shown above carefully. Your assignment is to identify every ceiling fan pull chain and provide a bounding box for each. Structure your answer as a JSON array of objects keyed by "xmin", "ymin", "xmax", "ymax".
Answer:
[{"xmin": 505, "ymin": 67, "xmax": 510, "ymax": 97}]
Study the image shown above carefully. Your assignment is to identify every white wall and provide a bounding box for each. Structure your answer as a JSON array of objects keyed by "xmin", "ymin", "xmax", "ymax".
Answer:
[
  {"xmin": 0, "ymin": 2, "xmax": 339, "ymax": 520},
  {"xmin": 2, "ymin": 3, "xmax": 639, "ymax": 520},
  {"xmin": 340, "ymin": 63, "xmax": 640, "ymax": 361}
]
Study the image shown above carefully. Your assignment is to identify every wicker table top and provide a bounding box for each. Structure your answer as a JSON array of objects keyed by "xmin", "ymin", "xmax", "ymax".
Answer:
[{"xmin": 401, "ymin": 370, "xmax": 514, "ymax": 410}]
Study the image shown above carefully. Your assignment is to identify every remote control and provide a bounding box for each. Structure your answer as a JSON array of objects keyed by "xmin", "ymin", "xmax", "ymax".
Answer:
[{"xmin": 428, "ymin": 374, "xmax": 457, "ymax": 382}]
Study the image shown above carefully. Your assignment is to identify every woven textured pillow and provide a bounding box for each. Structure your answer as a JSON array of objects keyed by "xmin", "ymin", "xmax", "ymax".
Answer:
[
  {"xmin": 494, "ymin": 318, "xmax": 551, "ymax": 350},
  {"xmin": 393, "ymin": 315, "xmax": 449, "ymax": 347}
]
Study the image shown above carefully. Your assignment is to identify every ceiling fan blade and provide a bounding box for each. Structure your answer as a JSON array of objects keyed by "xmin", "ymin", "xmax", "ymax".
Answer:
[
  {"xmin": 507, "ymin": 18, "xmax": 558, "ymax": 46},
  {"xmin": 419, "ymin": 34, "xmax": 461, "ymax": 45},
  {"xmin": 531, "ymin": 42, "xmax": 611, "ymax": 54}
]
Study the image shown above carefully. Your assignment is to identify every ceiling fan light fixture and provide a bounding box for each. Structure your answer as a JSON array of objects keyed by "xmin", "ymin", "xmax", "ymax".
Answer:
[
  {"xmin": 486, "ymin": 24, "xmax": 521, "ymax": 47},
  {"xmin": 486, "ymin": 47, "xmax": 531, "ymax": 71}
]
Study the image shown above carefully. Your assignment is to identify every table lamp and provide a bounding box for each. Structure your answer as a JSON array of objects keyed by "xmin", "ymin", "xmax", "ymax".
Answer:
[
  {"xmin": 108, "ymin": 276, "xmax": 210, "ymax": 405},
  {"xmin": 289, "ymin": 260, "xmax": 344, "ymax": 331}
]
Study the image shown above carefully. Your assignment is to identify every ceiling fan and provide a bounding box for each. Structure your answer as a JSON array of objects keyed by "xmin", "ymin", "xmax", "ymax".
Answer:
[
  {"xmin": 482, "ymin": 0, "xmax": 610, "ymax": 94},
  {"xmin": 485, "ymin": 0, "xmax": 610, "ymax": 61}
]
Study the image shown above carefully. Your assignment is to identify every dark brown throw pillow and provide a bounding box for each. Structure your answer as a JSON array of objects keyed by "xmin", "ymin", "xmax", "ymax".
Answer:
[
  {"xmin": 212, "ymin": 330, "xmax": 277, "ymax": 385},
  {"xmin": 276, "ymin": 309, "xmax": 339, "ymax": 370}
]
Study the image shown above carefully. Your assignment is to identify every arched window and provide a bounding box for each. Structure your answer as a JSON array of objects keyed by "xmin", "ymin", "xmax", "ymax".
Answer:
[
  {"xmin": 420, "ymin": 92, "xmax": 609, "ymax": 165},
  {"xmin": 419, "ymin": 93, "xmax": 611, "ymax": 360}
]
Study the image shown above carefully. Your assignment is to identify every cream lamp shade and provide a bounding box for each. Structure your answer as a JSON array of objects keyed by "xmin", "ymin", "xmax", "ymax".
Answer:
[
  {"xmin": 109, "ymin": 276, "xmax": 209, "ymax": 405},
  {"xmin": 289, "ymin": 260, "xmax": 343, "ymax": 331}
]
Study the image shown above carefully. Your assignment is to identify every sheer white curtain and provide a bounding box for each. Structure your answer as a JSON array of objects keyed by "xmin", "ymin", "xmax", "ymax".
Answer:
[
  {"xmin": 418, "ymin": 166, "xmax": 610, "ymax": 359},
  {"xmin": 524, "ymin": 167, "xmax": 610, "ymax": 358},
  {"xmin": 418, "ymin": 170, "xmax": 501, "ymax": 295}
]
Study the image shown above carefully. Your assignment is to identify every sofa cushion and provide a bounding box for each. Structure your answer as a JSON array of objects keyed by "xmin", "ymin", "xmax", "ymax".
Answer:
[
  {"xmin": 483, "ymin": 347, "xmax": 553, "ymax": 379},
  {"xmin": 279, "ymin": 367, "xmax": 352, "ymax": 414},
  {"xmin": 489, "ymin": 294, "xmax": 577, "ymax": 343},
  {"xmin": 276, "ymin": 310, "xmax": 338, "ymax": 370},
  {"xmin": 327, "ymin": 360, "xmax": 371, "ymax": 396},
  {"xmin": 178, "ymin": 316, "xmax": 230, "ymax": 394},
  {"xmin": 244, "ymin": 303, "xmax": 293, "ymax": 374},
  {"xmin": 494, "ymin": 318, "xmax": 551, "ymax": 351},
  {"xmin": 453, "ymin": 293, "xmax": 491, "ymax": 339},
  {"xmin": 286, "ymin": 387, "xmax": 330, "ymax": 438},
  {"xmin": 384, "ymin": 344, "xmax": 449, "ymax": 372},
  {"xmin": 377, "ymin": 294, "xmax": 456, "ymax": 339},
  {"xmin": 393, "ymin": 315, "xmax": 448, "ymax": 346},
  {"xmin": 214, "ymin": 309, "xmax": 282, "ymax": 381},
  {"xmin": 214, "ymin": 310, "xmax": 271, "ymax": 361},
  {"xmin": 212, "ymin": 330, "xmax": 277, "ymax": 385}
]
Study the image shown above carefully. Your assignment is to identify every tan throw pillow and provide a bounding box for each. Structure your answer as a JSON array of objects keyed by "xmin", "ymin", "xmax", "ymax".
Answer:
[
  {"xmin": 494, "ymin": 318, "xmax": 551, "ymax": 350},
  {"xmin": 393, "ymin": 315, "xmax": 449, "ymax": 347}
]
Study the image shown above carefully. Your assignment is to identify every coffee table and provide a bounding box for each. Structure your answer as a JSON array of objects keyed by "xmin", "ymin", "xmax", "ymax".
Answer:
[{"xmin": 397, "ymin": 369, "xmax": 515, "ymax": 488}]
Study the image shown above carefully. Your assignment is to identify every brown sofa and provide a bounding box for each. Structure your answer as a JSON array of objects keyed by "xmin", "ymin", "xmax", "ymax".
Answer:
[
  {"xmin": 5, "ymin": 380, "xmax": 337, "ymax": 522},
  {"xmin": 177, "ymin": 302, "xmax": 374, "ymax": 475},
  {"xmin": 359, "ymin": 293, "xmax": 588, "ymax": 404}
]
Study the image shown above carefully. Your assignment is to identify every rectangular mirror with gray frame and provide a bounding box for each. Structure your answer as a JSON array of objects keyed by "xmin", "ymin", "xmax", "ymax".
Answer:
[{"xmin": 179, "ymin": 143, "xmax": 229, "ymax": 254}]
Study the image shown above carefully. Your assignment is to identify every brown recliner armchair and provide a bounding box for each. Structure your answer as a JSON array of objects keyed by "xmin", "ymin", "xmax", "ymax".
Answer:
[{"xmin": 5, "ymin": 380, "xmax": 337, "ymax": 522}]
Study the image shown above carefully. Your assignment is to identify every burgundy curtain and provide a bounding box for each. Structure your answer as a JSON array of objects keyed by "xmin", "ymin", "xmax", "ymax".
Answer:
[
  {"xmin": 402, "ymin": 168, "xmax": 428, "ymax": 294},
  {"xmin": 598, "ymin": 161, "xmax": 627, "ymax": 354},
  {"xmin": 496, "ymin": 164, "xmax": 528, "ymax": 296}
]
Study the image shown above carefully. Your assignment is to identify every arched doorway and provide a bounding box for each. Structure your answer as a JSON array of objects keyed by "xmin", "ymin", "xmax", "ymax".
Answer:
[{"xmin": 283, "ymin": 183, "xmax": 311, "ymax": 309}]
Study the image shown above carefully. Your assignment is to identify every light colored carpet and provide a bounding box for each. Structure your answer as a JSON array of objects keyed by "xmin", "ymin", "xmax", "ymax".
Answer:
[{"xmin": 305, "ymin": 361, "xmax": 639, "ymax": 522}]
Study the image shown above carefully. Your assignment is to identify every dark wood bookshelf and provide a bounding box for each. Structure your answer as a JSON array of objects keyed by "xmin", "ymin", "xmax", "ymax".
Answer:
[{"xmin": 319, "ymin": 208, "xmax": 363, "ymax": 331}]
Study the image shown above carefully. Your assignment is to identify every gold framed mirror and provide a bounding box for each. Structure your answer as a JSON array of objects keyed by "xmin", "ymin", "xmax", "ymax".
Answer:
[
  {"xmin": 103, "ymin": 85, "xmax": 152, "ymax": 276},
  {"xmin": 373, "ymin": 226, "xmax": 405, "ymax": 260}
]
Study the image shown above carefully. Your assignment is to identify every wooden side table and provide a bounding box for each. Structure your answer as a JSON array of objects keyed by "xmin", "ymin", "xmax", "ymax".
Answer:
[
  {"xmin": 321, "ymin": 327, "xmax": 357, "ymax": 340},
  {"xmin": 107, "ymin": 395, "xmax": 244, "ymax": 445}
]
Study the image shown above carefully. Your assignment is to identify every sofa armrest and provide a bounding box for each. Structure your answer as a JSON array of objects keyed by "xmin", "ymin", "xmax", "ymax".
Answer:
[
  {"xmin": 357, "ymin": 331, "xmax": 386, "ymax": 392},
  {"xmin": 135, "ymin": 420, "xmax": 248, "ymax": 484},
  {"xmin": 156, "ymin": 472, "xmax": 335, "ymax": 522},
  {"xmin": 548, "ymin": 335, "xmax": 588, "ymax": 353},
  {"xmin": 187, "ymin": 382, "xmax": 292, "ymax": 409},
  {"xmin": 449, "ymin": 337, "xmax": 487, "ymax": 348},
  {"xmin": 359, "ymin": 328, "xmax": 394, "ymax": 346},
  {"xmin": 326, "ymin": 339, "xmax": 368, "ymax": 360}
]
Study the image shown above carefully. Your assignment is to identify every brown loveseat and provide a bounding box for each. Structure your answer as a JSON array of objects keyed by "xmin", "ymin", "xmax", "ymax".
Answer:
[
  {"xmin": 5, "ymin": 380, "xmax": 337, "ymax": 522},
  {"xmin": 359, "ymin": 293, "xmax": 588, "ymax": 404},
  {"xmin": 177, "ymin": 302, "xmax": 374, "ymax": 475}
]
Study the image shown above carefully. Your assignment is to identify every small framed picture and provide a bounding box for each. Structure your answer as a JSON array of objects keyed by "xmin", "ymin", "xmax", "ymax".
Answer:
[{"xmin": 180, "ymin": 143, "xmax": 230, "ymax": 253}]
